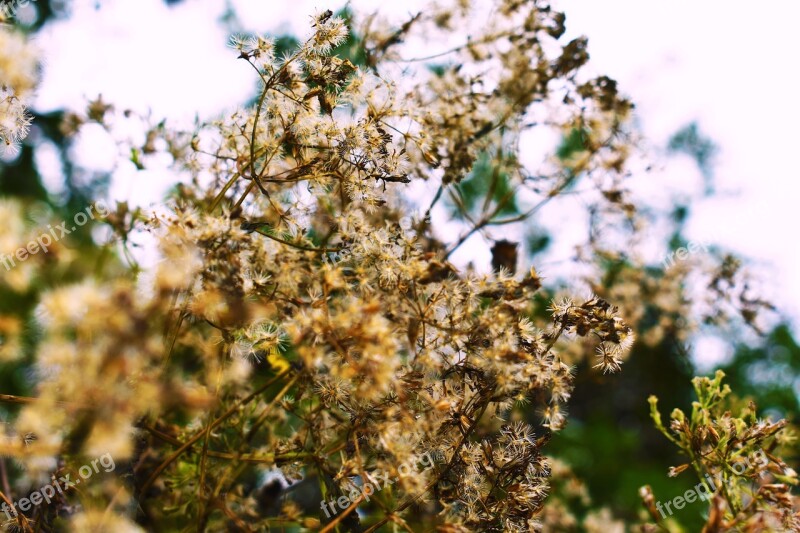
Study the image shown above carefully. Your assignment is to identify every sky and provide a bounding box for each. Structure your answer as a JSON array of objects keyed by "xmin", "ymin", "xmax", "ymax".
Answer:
[
  {"xmin": 562, "ymin": 1, "xmax": 800, "ymax": 364},
  {"xmin": 19, "ymin": 0, "xmax": 800, "ymax": 365}
]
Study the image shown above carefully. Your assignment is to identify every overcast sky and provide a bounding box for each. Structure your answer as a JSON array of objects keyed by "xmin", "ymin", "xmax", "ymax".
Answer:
[{"xmin": 24, "ymin": 0, "xmax": 800, "ymax": 364}]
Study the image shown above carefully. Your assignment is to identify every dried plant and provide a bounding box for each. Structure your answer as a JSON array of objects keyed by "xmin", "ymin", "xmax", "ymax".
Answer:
[
  {"xmin": 0, "ymin": 21, "xmax": 37, "ymax": 155},
  {"xmin": 0, "ymin": 1, "xmax": 791, "ymax": 532}
]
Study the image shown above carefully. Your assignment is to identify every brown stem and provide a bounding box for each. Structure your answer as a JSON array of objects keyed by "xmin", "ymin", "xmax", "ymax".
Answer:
[
  {"xmin": 251, "ymin": 226, "xmax": 341, "ymax": 253},
  {"xmin": 138, "ymin": 370, "xmax": 292, "ymax": 497},
  {"xmin": 0, "ymin": 459, "xmax": 11, "ymax": 502},
  {"xmin": 319, "ymin": 493, "xmax": 366, "ymax": 533},
  {"xmin": 141, "ymin": 425, "xmax": 308, "ymax": 464},
  {"xmin": 363, "ymin": 401, "xmax": 491, "ymax": 533},
  {"xmin": 0, "ymin": 489, "xmax": 32, "ymax": 532}
]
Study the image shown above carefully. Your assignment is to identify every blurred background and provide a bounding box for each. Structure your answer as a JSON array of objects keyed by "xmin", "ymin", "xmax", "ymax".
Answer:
[{"xmin": 2, "ymin": 0, "xmax": 798, "ymax": 529}]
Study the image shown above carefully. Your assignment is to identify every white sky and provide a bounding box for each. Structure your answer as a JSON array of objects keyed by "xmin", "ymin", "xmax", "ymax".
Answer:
[
  {"xmin": 563, "ymin": 1, "xmax": 800, "ymax": 361},
  {"xmin": 26, "ymin": 0, "xmax": 800, "ymax": 357}
]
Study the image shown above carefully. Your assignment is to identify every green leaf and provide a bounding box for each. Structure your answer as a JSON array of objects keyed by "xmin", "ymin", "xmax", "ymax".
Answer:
[
  {"xmin": 452, "ymin": 152, "xmax": 519, "ymax": 219},
  {"xmin": 556, "ymin": 127, "xmax": 588, "ymax": 161},
  {"xmin": 130, "ymin": 147, "xmax": 144, "ymax": 170}
]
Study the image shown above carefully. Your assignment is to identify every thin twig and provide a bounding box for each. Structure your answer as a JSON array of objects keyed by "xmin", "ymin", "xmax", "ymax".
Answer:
[
  {"xmin": 363, "ymin": 402, "xmax": 490, "ymax": 533},
  {"xmin": 250, "ymin": 226, "xmax": 342, "ymax": 253},
  {"xmin": 319, "ymin": 493, "xmax": 366, "ymax": 533},
  {"xmin": 138, "ymin": 370, "xmax": 292, "ymax": 496}
]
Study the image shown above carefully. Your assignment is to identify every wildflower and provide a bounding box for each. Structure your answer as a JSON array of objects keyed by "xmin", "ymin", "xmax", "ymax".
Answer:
[
  {"xmin": 0, "ymin": 24, "xmax": 38, "ymax": 148},
  {"xmin": 308, "ymin": 12, "xmax": 348, "ymax": 54},
  {"xmin": 594, "ymin": 342, "xmax": 624, "ymax": 374}
]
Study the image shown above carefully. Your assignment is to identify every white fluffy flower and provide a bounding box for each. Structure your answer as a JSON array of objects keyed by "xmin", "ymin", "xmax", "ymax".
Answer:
[{"xmin": 0, "ymin": 26, "xmax": 38, "ymax": 148}]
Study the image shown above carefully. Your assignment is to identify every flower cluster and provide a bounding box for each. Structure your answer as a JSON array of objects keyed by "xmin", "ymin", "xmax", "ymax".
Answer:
[
  {"xmin": 643, "ymin": 371, "xmax": 800, "ymax": 531},
  {"xmin": 4, "ymin": 1, "xmax": 783, "ymax": 532},
  {"xmin": 0, "ymin": 23, "xmax": 37, "ymax": 154},
  {"xmin": 0, "ymin": 3, "xmax": 638, "ymax": 530}
]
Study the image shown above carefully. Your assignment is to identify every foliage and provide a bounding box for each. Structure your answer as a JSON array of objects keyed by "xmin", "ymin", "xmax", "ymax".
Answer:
[
  {"xmin": 643, "ymin": 371, "xmax": 798, "ymax": 531},
  {"xmin": 668, "ymin": 122, "xmax": 718, "ymax": 193},
  {"xmin": 718, "ymin": 325, "xmax": 800, "ymax": 419}
]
